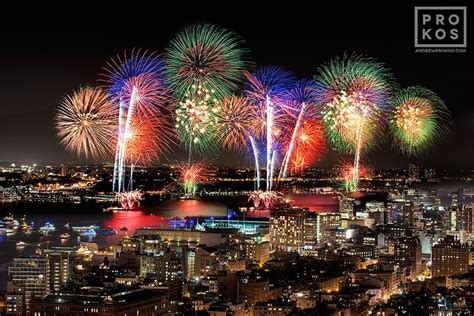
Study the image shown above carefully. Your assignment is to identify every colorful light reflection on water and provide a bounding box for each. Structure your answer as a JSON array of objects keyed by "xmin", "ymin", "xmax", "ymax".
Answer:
[{"xmin": 287, "ymin": 193, "xmax": 340, "ymax": 211}]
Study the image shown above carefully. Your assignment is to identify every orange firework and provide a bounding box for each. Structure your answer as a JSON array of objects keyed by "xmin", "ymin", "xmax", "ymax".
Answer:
[
  {"xmin": 215, "ymin": 95, "xmax": 253, "ymax": 151},
  {"xmin": 114, "ymin": 116, "xmax": 175, "ymax": 166},
  {"xmin": 55, "ymin": 87, "xmax": 117, "ymax": 159}
]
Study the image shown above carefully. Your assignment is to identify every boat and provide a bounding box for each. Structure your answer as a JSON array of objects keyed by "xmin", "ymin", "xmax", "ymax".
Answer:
[
  {"xmin": 120, "ymin": 227, "xmax": 128, "ymax": 232},
  {"xmin": 3, "ymin": 214, "xmax": 14, "ymax": 225},
  {"xmin": 60, "ymin": 233, "xmax": 70, "ymax": 239},
  {"xmin": 6, "ymin": 228, "xmax": 15, "ymax": 235},
  {"xmin": 78, "ymin": 229, "xmax": 96, "ymax": 237},
  {"xmin": 103, "ymin": 206, "xmax": 123, "ymax": 213},
  {"xmin": 72, "ymin": 225, "xmax": 99, "ymax": 232},
  {"xmin": 16, "ymin": 241, "xmax": 27, "ymax": 247},
  {"xmin": 20, "ymin": 215, "xmax": 29, "ymax": 230},
  {"xmin": 3, "ymin": 214, "xmax": 19, "ymax": 229},
  {"xmin": 39, "ymin": 222, "xmax": 56, "ymax": 233},
  {"xmin": 179, "ymin": 196, "xmax": 195, "ymax": 200},
  {"xmin": 97, "ymin": 226, "xmax": 117, "ymax": 236}
]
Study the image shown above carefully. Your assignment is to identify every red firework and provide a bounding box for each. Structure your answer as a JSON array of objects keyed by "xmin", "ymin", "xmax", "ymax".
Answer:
[
  {"xmin": 117, "ymin": 190, "xmax": 143, "ymax": 209},
  {"xmin": 100, "ymin": 49, "xmax": 171, "ymax": 117},
  {"xmin": 116, "ymin": 72, "xmax": 172, "ymax": 117},
  {"xmin": 248, "ymin": 190, "xmax": 284, "ymax": 209},
  {"xmin": 177, "ymin": 161, "xmax": 210, "ymax": 197},
  {"xmin": 338, "ymin": 161, "xmax": 369, "ymax": 191},
  {"xmin": 286, "ymin": 120, "xmax": 326, "ymax": 174}
]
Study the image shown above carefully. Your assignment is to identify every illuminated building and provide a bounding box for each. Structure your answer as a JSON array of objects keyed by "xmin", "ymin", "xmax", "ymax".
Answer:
[
  {"xmin": 270, "ymin": 209, "xmax": 340, "ymax": 252},
  {"xmin": 269, "ymin": 210, "xmax": 305, "ymax": 252},
  {"xmin": 451, "ymin": 188, "xmax": 464, "ymax": 209},
  {"xmin": 251, "ymin": 300, "xmax": 295, "ymax": 315},
  {"xmin": 135, "ymin": 227, "xmax": 235, "ymax": 247},
  {"xmin": 48, "ymin": 252, "xmax": 70, "ymax": 292},
  {"xmin": 393, "ymin": 234, "xmax": 422, "ymax": 278},
  {"xmin": 239, "ymin": 274, "xmax": 282, "ymax": 306},
  {"xmin": 30, "ymin": 288, "xmax": 169, "ymax": 315},
  {"xmin": 316, "ymin": 274, "xmax": 347, "ymax": 292},
  {"xmin": 120, "ymin": 234, "xmax": 142, "ymax": 253},
  {"xmin": 194, "ymin": 246, "xmax": 218, "ymax": 278},
  {"xmin": 432, "ymin": 235, "xmax": 469, "ymax": 277},
  {"xmin": 6, "ymin": 256, "xmax": 50, "ymax": 316},
  {"xmin": 407, "ymin": 163, "xmax": 419, "ymax": 184},
  {"xmin": 244, "ymin": 241, "xmax": 270, "ymax": 267},
  {"xmin": 202, "ymin": 218, "xmax": 269, "ymax": 234}
]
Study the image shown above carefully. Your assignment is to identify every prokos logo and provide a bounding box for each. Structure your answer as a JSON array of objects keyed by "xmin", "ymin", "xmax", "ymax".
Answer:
[{"xmin": 415, "ymin": 7, "xmax": 467, "ymax": 48}]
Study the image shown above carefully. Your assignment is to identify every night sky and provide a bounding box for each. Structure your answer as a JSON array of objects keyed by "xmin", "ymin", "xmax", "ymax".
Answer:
[{"xmin": 0, "ymin": 2, "xmax": 472, "ymax": 169}]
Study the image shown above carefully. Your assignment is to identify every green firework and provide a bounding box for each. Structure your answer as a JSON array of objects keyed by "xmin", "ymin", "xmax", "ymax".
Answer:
[
  {"xmin": 316, "ymin": 53, "xmax": 395, "ymax": 154},
  {"xmin": 175, "ymin": 83, "xmax": 220, "ymax": 157},
  {"xmin": 389, "ymin": 86, "xmax": 451, "ymax": 156},
  {"xmin": 165, "ymin": 24, "xmax": 252, "ymax": 100}
]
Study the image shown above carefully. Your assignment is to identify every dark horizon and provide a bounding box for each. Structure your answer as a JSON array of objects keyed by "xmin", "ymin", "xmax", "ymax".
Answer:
[{"xmin": 0, "ymin": 2, "xmax": 472, "ymax": 169}]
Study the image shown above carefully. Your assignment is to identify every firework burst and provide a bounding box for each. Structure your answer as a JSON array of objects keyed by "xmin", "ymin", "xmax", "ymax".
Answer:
[
  {"xmin": 244, "ymin": 66, "xmax": 296, "ymax": 190},
  {"xmin": 175, "ymin": 84, "xmax": 220, "ymax": 157},
  {"xmin": 248, "ymin": 190, "xmax": 284, "ymax": 209},
  {"xmin": 117, "ymin": 190, "xmax": 143, "ymax": 209},
  {"xmin": 101, "ymin": 49, "xmax": 172, "ymax": 193},
  {"xmin": 317, "ymin": 54, "xmax": 394, "ymax": 153},
  {"xmin": 215, "ymin": 95, "xmax": 253, "ymax": 151},
  {"xmin": 121, "ymin": 116, "xmax": 175, "ymax": 165},
  {"xmin": 55, "ymin": 87, "xmax": 117, "ymax": 159},
  {"xmin": 389, "ymin": 86, "xmax": 450, "ymax": 156},
  {"xmin": 287, "ymin": 121, "xmax": 326, "ymax": 174},
  {"xmin": 165, "ymin": 24, "xmax": 252, "ymax": 99},
  {"xmin": 101, "ymin": 49, "xmax": 170, "ymax": 116},
  {"xmin": 338, "ymin": 161, "xmax": 368, "ymax": 192},
  {"xmin": 279, "ymin": 78, "xmax": 323, "ymax": 178},
  {"xmin": 178, "ymin": 161, "xmax": 209, "ymax": 198},
  {"xmin": 316, "ymin": 54, "xmax": 394, "ymax": 191},
  {"xmin": 244, "ymin": 66, "xmax": 296, "ymax": 138}
]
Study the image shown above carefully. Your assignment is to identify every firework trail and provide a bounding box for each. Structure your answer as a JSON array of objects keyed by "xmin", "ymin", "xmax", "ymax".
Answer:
[
  {"xmin": 316, "ymin": 54, "xmax": 394, "ymax": 191},
  {"xmin": 165, "ymin": 24, "xmax": 252, "ymax": 100},
  {"xmin": 279, "ymin": 78, "xmax": 322, "ymax": 179},
  {"xmin": 248, "ymin": 136, "xmax": 261, "ymax": 190},
  {"xmin": 101, "ymin": 49, "xmax": 171, "ymax": 196},
  {"xmin": 118, "ymin": 116, "xmax": 174, "ymax": 190},
  {"xmin": 389, "ymin": 86, "xmax": 450, "ymax": 156},
  {"xmin": 178, "ymin": 161, "xmax": 209, "ymax": 198},
  {"xmin": 55, "ymin": 87, "xmax": 117, "ymax": 159},
  {"xmin": 244, "ymin": 66, "xmax": 296, "ymax": 191}
]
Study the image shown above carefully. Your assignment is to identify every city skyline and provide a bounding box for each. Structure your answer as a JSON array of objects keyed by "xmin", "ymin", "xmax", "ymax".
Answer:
[{"xmin": 0, "ymin": 4, "xmax": 472, "ymax": 169}]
